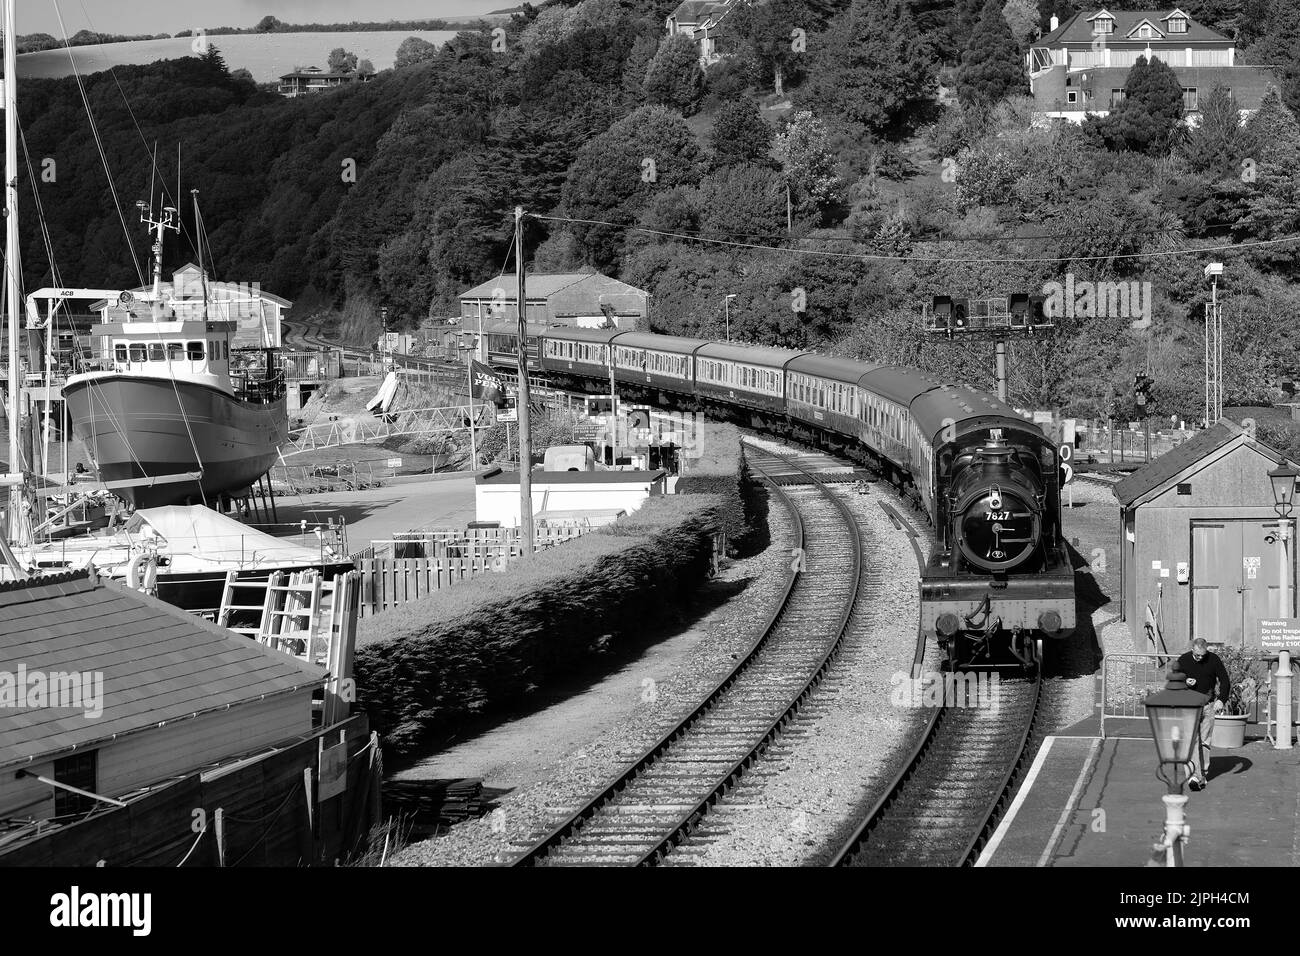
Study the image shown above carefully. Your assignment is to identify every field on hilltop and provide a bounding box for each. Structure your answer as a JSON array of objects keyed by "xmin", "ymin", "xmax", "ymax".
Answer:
[{"xmin": 16, "ymin": 31, "xmax": 460, "ymax": 83}]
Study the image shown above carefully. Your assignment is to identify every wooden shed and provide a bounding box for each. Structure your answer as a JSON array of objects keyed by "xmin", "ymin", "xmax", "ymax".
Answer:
[
  {"xmin": 1113, "ymin": 420, "xmax": 1299, "ymax": 652},
  {"xmin": 0, "ymin": 569, "xmax": 326, "ymax": 832}
]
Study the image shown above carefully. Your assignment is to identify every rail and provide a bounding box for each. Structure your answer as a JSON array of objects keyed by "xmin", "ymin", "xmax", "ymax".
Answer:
[
  {"xmin": 512, "ymin": 441, "xmax": 863, "ymax": 866},
  {"xmin": 831, "ymin": 673, "xmax": 1042, "ymax": 867}
]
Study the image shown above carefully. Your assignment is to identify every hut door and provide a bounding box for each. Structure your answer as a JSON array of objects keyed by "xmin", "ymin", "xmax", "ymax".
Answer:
[
  {"xmin": 1191, "ymin": 522, "xmax": 1243, "ymax": 645},
  {"xmin": 1193, "ymin": 520, "xmax": 1297, "ymax": 647}
]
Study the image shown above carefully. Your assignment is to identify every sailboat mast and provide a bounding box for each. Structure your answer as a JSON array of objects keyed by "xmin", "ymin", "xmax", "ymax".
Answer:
[{"xmin": 4, "ymin": 0, "xmax": 23, "ymax": 536}]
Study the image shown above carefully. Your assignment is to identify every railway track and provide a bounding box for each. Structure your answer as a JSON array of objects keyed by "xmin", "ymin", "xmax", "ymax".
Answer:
[
  {"xmin": 830, "ymin": 667, "xmax": 1042, "ymax": 867},
  {"xmin": 511, "ymin": 443, "xmax": 865, "ymax": 866}
]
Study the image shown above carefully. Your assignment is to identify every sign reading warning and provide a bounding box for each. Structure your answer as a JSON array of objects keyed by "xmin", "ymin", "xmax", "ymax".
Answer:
[{"xmin": 1259, "ymin": 618, "xmax": 1300, "ymax": 650}]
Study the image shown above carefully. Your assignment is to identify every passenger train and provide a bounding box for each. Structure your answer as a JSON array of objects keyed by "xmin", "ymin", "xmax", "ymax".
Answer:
[{"xmin": 480, "ymin": 321, "xmax": 1076, "ymax": 670}]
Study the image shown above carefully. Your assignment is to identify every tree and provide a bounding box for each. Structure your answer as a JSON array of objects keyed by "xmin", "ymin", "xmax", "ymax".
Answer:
[
  {"xmin": 1248, "ymin": 0, "xmax": 1300, "ymax": 113},
  {"xmin": 254, "ymin": 16, "xmax": 283, "ymax": 32},
  {"xmin": 1103, "ymin": 56, "xmax": 1185, "ymax": 154},
  {"xmin": 533, "ymin": 230, "xmax": 591, "ymax": 272},
  {"xmin": 1002, "ymin": 0, "xmax": 1041, "ymax": 45},
  {"xmin": 559, "ymin": 105, "xmax": 706, "ymax": 269},
  {"xmin": 796, "ymin": 0, "xmax": 937, "ymax": 136},
  {"xmin": 773, "ymin": 110, "xmax": 840, "ymax": 221},
  {"xmin": 357, "ymin": 59, "xmax": 375, "ymax": 77},
  {"xmin": 698, "ymin": 164, "xmax": 786, "ymax": 239},
  {"xmin": 642, "ymin": 34, "xmax": 704, "ymax": 114},
  {"xmin": 958, "ymin": 0, "xmax": 1027, "ymax": 107},
  {"xmin": 395, "ymin": 36, "xmax": 438, "ymax": 69},
  {"xmin": 1180, "ymin": 84, "xmax": 1241, "ymax": 177},
  {"xmin": 1239, "ymin": 89, "xmax": 1300, "ymax": 249},
  {"xmin": 622, "ymin": 33, "xmax": 659, "ymax": 104},
  {"xmin": 328, "ymin": 48, "xmax": 358, "ymax": 73},
  {"xmin": 708, "ymin": 99, "xmax": 773, "ymax": 169},
  {"xmin": 728, "ymin": 0, "xmax": 809, "ymax": 96}
]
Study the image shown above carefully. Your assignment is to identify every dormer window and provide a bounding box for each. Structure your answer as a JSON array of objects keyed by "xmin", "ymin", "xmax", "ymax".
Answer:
[
  {"xmin": 1138, "ymin": 24, "xmax": 1152, "ymax": 37},
  {"xmin": 1091, "ymin": 10, "xmax": 1115, "ymax": 34},
  {"xmin": 1168, "ymin": 16, "xmax": 1187, "ymax": 32}
]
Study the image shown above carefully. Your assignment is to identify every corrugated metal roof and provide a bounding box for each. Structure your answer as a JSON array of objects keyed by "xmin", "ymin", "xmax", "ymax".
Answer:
[
  {"xmin": 0, "ymin": 570, "xmax": 325, "ymax": 768},
  {"xmin": 543, "ymin": 327, "xmax": 622, "ymax": 343},
  {"xmin": 1112, "ymin": 420, "xmax": 1242, "ymax": 507},
  {"xmin": 460, "ymin": 273, "xmax": 647, "ymax": 301}
]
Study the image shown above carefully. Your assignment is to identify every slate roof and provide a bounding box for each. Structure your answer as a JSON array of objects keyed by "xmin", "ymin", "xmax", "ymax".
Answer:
[
  {"xmin": 460, "ymin": 273, "xmax": 642, "ymax": 300},
  {"xmin": 0, "ymin": 569, "xmax": 325, "ymax": 768},
  {"xmin": 1112, "ymin": 420, "xmax": 1242, "ymax": 507},
  {"xmin": 1039, "ymin": 9, "xmax": 1230, "ymax": 45}
]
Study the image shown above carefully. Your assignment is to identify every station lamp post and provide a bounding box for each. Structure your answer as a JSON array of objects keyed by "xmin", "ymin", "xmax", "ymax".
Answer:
[
  {"xmin": 723, "ymin": 294, "xmax": 737, "ymax": 343},
  {"xmin": 1144, "ymin": 667, "xmax": 1206, "ymax": 867},
  {"xmin": 1269, "ymin": 462, "xmax": 1299, "ymax": 750}
]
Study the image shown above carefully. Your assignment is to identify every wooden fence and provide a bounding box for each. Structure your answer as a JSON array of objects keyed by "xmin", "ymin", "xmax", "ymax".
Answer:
[{"xmin": 355, "ymin": 526, "xmax": 592, "ymax": 615}]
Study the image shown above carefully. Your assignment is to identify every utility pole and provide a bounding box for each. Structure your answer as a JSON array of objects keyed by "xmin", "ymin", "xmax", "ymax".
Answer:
[
  {"xmin": 515, "ymin": 206, "xmax": 534, "ymax": 558},
  {"xmin": 994, "ymin": 339, "xmax": 1008, "ymax": 403}
]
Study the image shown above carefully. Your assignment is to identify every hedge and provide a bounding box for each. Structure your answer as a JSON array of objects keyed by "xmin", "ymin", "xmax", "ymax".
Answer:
[
  {"xmin": 676, "ymin": 420, "xmax": 751, "ymax": 549},
  {"xmin": 352, "ymin": 494, "xmax": 725, "ymax": 759}
]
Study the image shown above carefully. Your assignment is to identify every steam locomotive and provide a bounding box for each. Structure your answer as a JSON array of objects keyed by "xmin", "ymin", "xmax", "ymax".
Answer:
[{"xmin": 480, "ymin": 322, "xmax": 1076, "ymax": 669}]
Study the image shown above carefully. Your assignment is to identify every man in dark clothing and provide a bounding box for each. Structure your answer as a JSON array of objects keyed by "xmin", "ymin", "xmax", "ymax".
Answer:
[{"xmin": 1175, "ymin": 638, "xmax": 1230, "ymax": 790}]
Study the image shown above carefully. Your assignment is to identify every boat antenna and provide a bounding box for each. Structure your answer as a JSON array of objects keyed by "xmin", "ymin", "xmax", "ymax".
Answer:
[{"xmin": 135, "ymin": 199, "xmax": 179, "ymax": 322}]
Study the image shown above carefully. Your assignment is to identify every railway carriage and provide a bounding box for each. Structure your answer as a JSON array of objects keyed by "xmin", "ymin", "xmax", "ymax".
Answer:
[
  {"xmin": 609, "ymin": 332, "xmax": 702, "ymax": 396},
  {"xmin": 481, "ymin": 321, "xmax": 547, "ymax": 368},
  {"xmin": 693, "ymin": 342, "xmax": 803, "ymax": 415},
  {"xmin": 784, "ymin": 355, "xmax": 877, "ymax": 457},
  {"xmin": 539, "ymin": 326, "xmax": 621, "ymax": 379}
]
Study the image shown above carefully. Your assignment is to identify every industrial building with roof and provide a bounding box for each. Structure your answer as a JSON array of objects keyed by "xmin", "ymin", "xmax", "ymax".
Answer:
[{"xmin": 458, "ymin": 272, "xmax": 650, "ymax": 331}]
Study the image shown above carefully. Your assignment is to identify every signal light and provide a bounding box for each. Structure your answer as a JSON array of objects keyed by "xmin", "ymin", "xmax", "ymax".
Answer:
[
  {"xmin": 931, "ymin": 296, "xmax": 952, "ymax": 328},
  {"xmin": 1009, "ymin": 293, "xmax": 1029, "ymax": 327}
]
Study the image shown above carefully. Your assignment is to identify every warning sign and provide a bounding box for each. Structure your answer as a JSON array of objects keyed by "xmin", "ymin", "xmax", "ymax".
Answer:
[
  {"xmin": 1245, "ymin": 555, "xmax": 1261, "ymax": 580},
  {"xmin": 1260, "ymin": 618, "xmax": 1300, "ymax": 651}
]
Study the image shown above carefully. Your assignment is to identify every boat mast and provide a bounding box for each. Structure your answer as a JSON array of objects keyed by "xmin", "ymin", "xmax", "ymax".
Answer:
[
  {"xmin": 136, "ymin": 199, "xmax": 178, "ymax": 321},
  {"xmin": 4, "ymin": 0, "xmax": 25, "ymax": 543}
]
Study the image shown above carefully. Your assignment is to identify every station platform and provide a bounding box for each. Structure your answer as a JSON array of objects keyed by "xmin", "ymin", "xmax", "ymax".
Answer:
[{"xmin": 979, "ymin": 718, "xmax": 1300, "ymax": 866}]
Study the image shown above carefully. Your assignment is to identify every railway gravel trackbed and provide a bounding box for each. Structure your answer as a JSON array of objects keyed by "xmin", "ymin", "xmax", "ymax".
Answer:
[
  {"xmin": 830, "ymin": 664, "xmax": 1042, "ymax": 866},
  {"xmin": 510, "ymin": 443, "xmax": 866, "ymax": 866}
]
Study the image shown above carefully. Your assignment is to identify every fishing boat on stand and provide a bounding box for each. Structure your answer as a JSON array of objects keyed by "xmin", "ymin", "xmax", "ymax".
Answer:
[{"xmin": 59, "ymin": 201, "xmax": 289, "ymax": 509}]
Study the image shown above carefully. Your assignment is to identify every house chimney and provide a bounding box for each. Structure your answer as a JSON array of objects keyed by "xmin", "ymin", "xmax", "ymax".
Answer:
[{"xmin": 1050, "ymin": 14, "xmax": 1059, "ymax": 30}]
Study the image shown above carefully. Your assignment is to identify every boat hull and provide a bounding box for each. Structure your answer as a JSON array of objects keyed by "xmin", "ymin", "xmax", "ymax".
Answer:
[{"xmin": 62, "ymin": 375, "xmax": 288, "ymax": 508}]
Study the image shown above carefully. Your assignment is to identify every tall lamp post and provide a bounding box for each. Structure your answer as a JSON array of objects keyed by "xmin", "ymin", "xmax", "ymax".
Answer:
[
  {"xmin": 1143, "ymin": 667, "xmax": 1206, "ymax": 867},
  {"xmin": 723, "ymin": 294, "xmax": 737, "ymax": 343},
  {"xmin": 1269, "ymin": 462, "xmax": 1299, "ymax": 750},
  {"xmin": 1203, "ymin": 262, "xmax": 1223, "ymax": 427}
]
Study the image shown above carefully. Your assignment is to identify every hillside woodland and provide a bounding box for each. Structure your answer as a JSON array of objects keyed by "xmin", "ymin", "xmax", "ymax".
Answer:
[{"xmin": 11, "ymin": 0, "xmax": 1300, "ymax": 423}]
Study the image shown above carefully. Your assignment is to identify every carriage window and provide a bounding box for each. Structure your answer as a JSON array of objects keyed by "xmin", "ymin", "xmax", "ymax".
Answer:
[
  {"xmin": 148, "ymin": 343, "xmax": 164, "ymax": 362},
  {"xmin": 168, "ymin": 342, "xmax": 185, "ymax": 360},
  {"xmin": 114, "ymin": 344, "xmax": 128, "ymax": 362},
  {"xmin": 186, "ymin": 341, "xmax": 205, "ymax": 360},
  {"xmin": 128, "ymin": 344, "xmax": 147, "ymax": 362}
]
